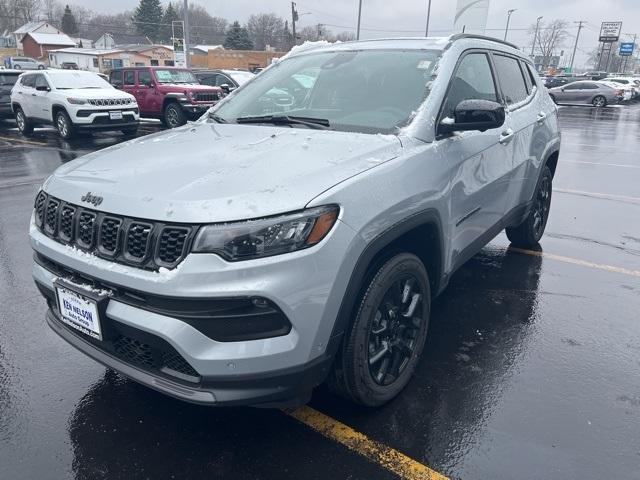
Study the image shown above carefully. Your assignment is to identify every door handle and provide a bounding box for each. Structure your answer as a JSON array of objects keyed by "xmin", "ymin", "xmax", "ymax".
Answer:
[
  {"xmin": 499, "ymin": 128, "xmax": 515, "ymax": 145},
  {"xmin": 536, "ymin": 112, "xmax": 547, "ymax": 124},
  {"xmin": 31, "ymin": 93, "xmax": 36, "ymax": 96}
]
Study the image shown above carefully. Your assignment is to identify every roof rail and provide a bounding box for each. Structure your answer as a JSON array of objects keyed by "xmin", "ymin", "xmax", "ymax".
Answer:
[{"xmin": 449, "ymin": 33, "xmax": 519, "ymax": 51}]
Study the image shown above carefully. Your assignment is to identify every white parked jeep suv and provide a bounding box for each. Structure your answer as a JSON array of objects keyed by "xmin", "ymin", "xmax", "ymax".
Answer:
[
  {"xmin": 12, "ymin": 70, "xmax": 139, "ymax": 139},
  {"xmin": 30, "ymin": 35, "xmax": 560, "ymax": 407}
]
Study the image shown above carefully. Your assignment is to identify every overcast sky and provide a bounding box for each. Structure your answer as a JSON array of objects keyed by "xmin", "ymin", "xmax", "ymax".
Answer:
[{"xmin": 80, "ymin": 0, "xmax": 639, "ymax": 68}]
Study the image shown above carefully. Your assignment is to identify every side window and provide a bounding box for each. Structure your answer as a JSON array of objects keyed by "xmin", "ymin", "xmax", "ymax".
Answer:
[
  {"xmin": 441, "ymin": 52, "xmax": 498, "ymax": 119},
  {"xmin": 493, "ymin": 54, "xmax": 528, "ymax": 106},
  {"xmin": 582, "ymin": 83, "xmax": 599, "ymax": 90},
  {"xmin": 138, "ymin": 70, "xmax": 152, "ymax": 86},
  {"xmin": 198, "ymin": 75, "xmax": 216, "ymax": 87},
  {"xmin": 563, "ymin": 83, "xmax": 581, "ymax": 90},
  {"xmin": 21, "ymin": 75, "xmax": 35, "ymax": 88},
  {"xmin": 217, "ymin": 75, "xmax": 232, "ymax": 87},
  {"xmin": 525, "ymin": 63, "xmax": 539, "ymax": 88},
  {"xmin": 124, "ymin": 70, "xmax": 135, "ymax": 86},
  {"xmin": 110, "ymin": 70, "xmax": 122, "ymax": 87},
  {"xmin": 34, "ymin": 75, "xmax": 49, "ymax": 89}
]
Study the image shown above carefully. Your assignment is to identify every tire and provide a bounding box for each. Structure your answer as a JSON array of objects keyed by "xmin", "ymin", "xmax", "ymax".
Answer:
[
  {"xmin": 328, "ymin": 253, "xmax": 431, "ymax": 407},
  {"xmin": 592, "ymin": 95, "xmax": 607, "ymax": 107},
  {"xmin": 163, "ymin": 102, "xmax": 186, "ymax": 128},
  {"xmin": 13, "ymin": 64, "xmax": 20, "ymax": 70},
  {"xmin": 55, "ymin": 110, "xmax": 75, "ymax": 140},
  {"xmin": 506, "ymin": 166, "xmax": 553, "ymax": 248},
  {"xmin": 121, "ymin": 127, "xmax": 138, "ymax": 136},
  {"xmin": 15, "ymin": 107, "xmax": 33, "ymax": 135},
  {"xmin": 38, "ymin": 64, "xmax": 45, "ymax": 70}
]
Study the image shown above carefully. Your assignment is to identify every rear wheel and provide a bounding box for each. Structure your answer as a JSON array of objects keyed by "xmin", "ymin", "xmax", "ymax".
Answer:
[
  {"xmin": 163, "ymin": 103, "xmax": 186, "ymax": 128},
  {"xmin": 13, "ymin": 64, "xmax": 20, "ymax": 70},
  {"xmin": 592, "ymin": 95, "xmax": 607, "ymax": 107},
  {"xmin": 55, "ymin": 110, "xmax": 75, "ymax": 139},
  {"xmin": 15, "ymin": 107, "xmax": 33, "ymax": 135},
  {"xmin": 38, "ymin": 64, "xmax": 45, "ymax": 70},
  {"xmin": 506, "ymin": 166, "xmax": 553, "ymax": 248},
  {"xmin": 328, "ymin": 253, "xmax": 430, "ymax": 406}
]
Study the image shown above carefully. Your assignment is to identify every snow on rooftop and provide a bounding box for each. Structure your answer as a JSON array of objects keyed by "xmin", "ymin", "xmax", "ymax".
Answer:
[
  {"xmin": 27, "ymin": 32, "xmax": 76, "ymax": 46},
  {"xmin": 49, "ymin": 47, "xmax": 122, "ymax": 55}
]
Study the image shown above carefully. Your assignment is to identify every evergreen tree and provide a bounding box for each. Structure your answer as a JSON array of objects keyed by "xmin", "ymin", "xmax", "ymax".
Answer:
[
  {"xmin": 60, "ymin": 5, "xmax": 79, "ymax": 36},
  {"xmin": 224, "ymin": 21, "xmax": 253, "ymax": 50},
  {"xmin": 132, "ymin": 0, "xmax": 164, "ymax": 42},
  {"xmin": 161, "ymin": 2, "xmax": 180, "ymax": 43}
]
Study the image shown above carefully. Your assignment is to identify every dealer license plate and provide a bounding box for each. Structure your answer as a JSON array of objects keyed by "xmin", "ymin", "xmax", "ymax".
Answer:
[
  {"xmin": 55, "ymin": 286, "xmax": 103, "ymax": 340},
  {"xmin": 109, "ymin": 111, "xmax": 123, "ymax": 120}
]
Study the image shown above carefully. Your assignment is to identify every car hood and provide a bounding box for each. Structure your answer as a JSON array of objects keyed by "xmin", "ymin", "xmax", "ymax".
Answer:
[
  {"xmin": 44, "ymin": 123, "xmax": 402, "ymax": 223},
  {"xmin": 59, "ymin": 88, "xmax": 134, "ymax": 99}
]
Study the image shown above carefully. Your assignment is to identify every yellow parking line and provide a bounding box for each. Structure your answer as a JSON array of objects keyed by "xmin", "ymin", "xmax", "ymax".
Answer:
[
  {"xmin": 509, "ymin": 247, "xmax": 640, "ymax": 278},
  {"xmin": 287, "ymin": 406, "xmax": 448, "ymax": 480},
  {"xmin": 0, "ymin": 135, "xmax": 47, "ymax": 146}
]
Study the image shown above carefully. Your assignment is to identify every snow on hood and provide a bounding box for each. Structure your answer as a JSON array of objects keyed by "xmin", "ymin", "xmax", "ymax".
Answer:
[
  {"xmin": 44, "ymin": 123, "xmax": 402, "ymax": 223},
  {"xmin": 61, "ymin": 88, "xmax": 135, "ymax": 100}
]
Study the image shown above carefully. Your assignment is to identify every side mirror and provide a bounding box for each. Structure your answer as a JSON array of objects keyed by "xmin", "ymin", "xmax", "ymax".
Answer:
[
  {"xmin": 35, "ymin": 85, "xmax": 50, "ymax": 92},
  {"xmin": 438, "ymin": 99, "xmax": 505, "ymax": 134},
  {"xmin": 220, "ymin": 83, "xmax": 236, "ymax": 93}
]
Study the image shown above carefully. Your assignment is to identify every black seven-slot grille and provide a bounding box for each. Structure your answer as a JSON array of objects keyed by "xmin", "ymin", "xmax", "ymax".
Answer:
[{"xmin": 34, "ymin": 191, "xmax": 193, "ymax": 270}]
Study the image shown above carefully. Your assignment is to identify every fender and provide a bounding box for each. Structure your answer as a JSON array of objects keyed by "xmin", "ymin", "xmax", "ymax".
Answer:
[{"xmin": 326, "ymin": 208, "xmax": 445, "ymax": 356}]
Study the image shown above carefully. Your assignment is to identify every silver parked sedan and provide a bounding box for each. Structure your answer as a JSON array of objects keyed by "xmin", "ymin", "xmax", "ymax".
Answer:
[{"xmin": 547, "ymin": 80, "xmax": 623, "ymax": 107}]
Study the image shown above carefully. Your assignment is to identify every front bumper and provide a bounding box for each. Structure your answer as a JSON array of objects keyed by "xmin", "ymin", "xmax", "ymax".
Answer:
[
  {"xmin": 72, "ymin": 107, "xmax": 140, "ymax": 129},
  {"xmin": 179, "ymin": 102, "xmax": 215, "ymax": 119},
  {"xmin": 30, "ymin": 216, "xmax": 359, "ymax": 406}
]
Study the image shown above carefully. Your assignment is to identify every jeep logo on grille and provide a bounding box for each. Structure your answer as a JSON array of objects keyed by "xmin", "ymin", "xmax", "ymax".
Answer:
[{"xmin": 81, "ymin": 192, "xmax": 103, "ymax": 207}]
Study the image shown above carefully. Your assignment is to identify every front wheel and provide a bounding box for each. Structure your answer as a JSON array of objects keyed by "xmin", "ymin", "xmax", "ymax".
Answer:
[
  {"xmin": 55, "ymin": 110, "xmax": 75, "ymax": 139},
  {"xmin": 163, "ymin": 103, "xmax": 186, "ymax": 128},
  {"xmin": 328, "ymin": 253, "xmax": 431, "ymax": 406},
  {"xmin": 592, "ymin": 95, "xmax": 607, "ymax": 108},
  {"xmin": 506, "ymin": 166, "xmax": 553, "ymax": 248}
]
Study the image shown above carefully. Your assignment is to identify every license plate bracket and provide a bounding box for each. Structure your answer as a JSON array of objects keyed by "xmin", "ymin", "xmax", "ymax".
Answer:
[
  {"xmin": 54, "ymin": 279, "xmax": 111, "ymax": 341},
  {"xmin": 109, "ymin": 111, "xmax": 123, "ymax": 120}
]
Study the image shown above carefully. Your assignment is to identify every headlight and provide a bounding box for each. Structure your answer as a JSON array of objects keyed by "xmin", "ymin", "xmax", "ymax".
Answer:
[
  {"xmin": 192, "ymin": 205, "xmax": 339, "ymax": 261},
  {"xmin": 67, "ymin": 98, "xmax": 86, "ymax": 105}
]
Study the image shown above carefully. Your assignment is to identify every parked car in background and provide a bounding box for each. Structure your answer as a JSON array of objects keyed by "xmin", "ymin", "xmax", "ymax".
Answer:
[
  {"xmin": 60, "ymin": 62, "xmax": 79, "ymax": 70},
  {"xmin": 30, "ymin": 35, "xmax": 560, "ymax": 408},
  {"xmin": 0, "ymin": 70, "xmax": 22, "ymax": 118},
  {"xmin": 547, "ymin": 80, "xmax": 623, "ymax": 107},
  {"xmin": 4, "ymin": 56, "xmax": 46, "ymax": 70},
  {"xmin": 193, "ymin": 69, "xmax": 255, "ymax": 93},
  {"xmin": 110, "ymin": 67, "xmax": 222, "ymax": 128},
  {"xmin": 544, "ymin": 76, "xmax": 573, "ymax": 89},
  {"xmin": 11, "ymin": 70, "xmax": 139, "ymax": 139},
  {"xmin": 603, "ymin": 77, "xmax": 639, "ymax": 99},
  {"xmin": 584, "ymin": 71, "xmax": 608, "ymax": 81}
]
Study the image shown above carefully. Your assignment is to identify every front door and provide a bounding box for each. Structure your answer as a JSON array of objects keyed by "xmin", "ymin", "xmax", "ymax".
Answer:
[
  {"xmin": 437, "ymin": 51, "xmax": 513, "ymax": 270},
  {"xmin": 32, "ymin": 74, "xmax": 51, "ymax": 120},
  {"xmin": 135, "ymin": 70, "xmax": 160, "ymax": 115}
]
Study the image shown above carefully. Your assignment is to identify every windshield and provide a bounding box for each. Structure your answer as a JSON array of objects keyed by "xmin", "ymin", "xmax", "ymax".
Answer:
[
  {"xmin": 211, "ymin": 49, "xmax": 440, "ymax": 134},
  {"xmin": 154, "ymin": 69, "xmax": 198, "ymax": 84},
  {"xmin": 50, "ymin": 72, "xmax": 113, "ymax": 90},
  {"xmin": 0, "ymin": 73, "xmax": 19, "ymax": 86},
  {"xmin": 226, "ymin": 71, "xmax": 255, "ymax": 85}
]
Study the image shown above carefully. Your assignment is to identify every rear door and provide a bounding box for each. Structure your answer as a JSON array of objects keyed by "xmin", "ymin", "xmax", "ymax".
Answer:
[
  {"xmin": 437, "ymin": 51, "xmax": 513, "ymax": 266},
  {"xmin": 558, "ymin": 82, "xmax": 583, "ymax": 103},
  {"xmin": 17, "ymin": 74, "xmax": 36, "ymax": 116},
  {"xmin": 491, "ymin": 54, "xmax": 551, "ymax": 211}
]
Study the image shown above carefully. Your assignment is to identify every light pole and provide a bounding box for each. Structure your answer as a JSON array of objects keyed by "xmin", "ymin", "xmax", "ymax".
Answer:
[
  {"xmin": 569, "ymin": 21, "xmax": 585, "ymax": 73},
  {"xmin": 504, "ymin": 9, "xmax": 516, "ymax": 41},
  {"xmin": 356, "ymin": 0, "xmax": 363, "ymax": 40},
  {"xmin": 183, "ymin": 0, "xmax": 189, "ymax": 67},
  {"xmin": 531, "ymin": 16, "xmax": 543, "ymax": 57},
  {"xmin": 425, "ymin": 0, "xmax": 432, "ymax": 37}
]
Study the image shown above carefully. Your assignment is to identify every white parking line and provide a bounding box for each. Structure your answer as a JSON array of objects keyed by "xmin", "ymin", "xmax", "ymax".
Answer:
[
  {"xmin": 561, "ymin": 160, "xmax": 640, "ymax": 169},
  {"xmin": 554, "ymin": 188, "xmax": 640, "ymax": 204}
]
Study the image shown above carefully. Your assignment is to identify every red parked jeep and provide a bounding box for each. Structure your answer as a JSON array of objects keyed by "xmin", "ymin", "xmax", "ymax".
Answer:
[{"xmin": 109, "ymin": 67, "xmax": 222, "ymax": 128}]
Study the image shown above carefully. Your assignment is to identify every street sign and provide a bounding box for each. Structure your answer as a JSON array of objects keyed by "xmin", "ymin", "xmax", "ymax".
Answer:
[
  {"xmin": 619, "ymin": 42, "xmax": 635, "ymax": 56},
  {"xmin": 599, "ymin": 21, "xmax": 622, "ymax": 42}
]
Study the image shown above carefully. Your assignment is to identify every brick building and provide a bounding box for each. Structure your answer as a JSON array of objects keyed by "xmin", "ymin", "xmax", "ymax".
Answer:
[{"xmin": 21, "ymin": 32, "xmax": 76, "ymax": 62}]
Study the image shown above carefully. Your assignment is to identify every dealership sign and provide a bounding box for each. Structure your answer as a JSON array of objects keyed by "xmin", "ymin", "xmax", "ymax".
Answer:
[
  {"xmin": 599, "ymin": 21, "xmax": 622, "ymax": 42},
  {"xmin": 619, "ymin": 42, "xmax": 635, "ymax": 56}
]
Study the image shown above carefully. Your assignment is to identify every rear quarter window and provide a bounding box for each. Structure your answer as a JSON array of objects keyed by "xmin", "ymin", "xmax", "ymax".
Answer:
[{"xmin": 493, "ymin": 54, "xmax": 529, "ymax": 106}]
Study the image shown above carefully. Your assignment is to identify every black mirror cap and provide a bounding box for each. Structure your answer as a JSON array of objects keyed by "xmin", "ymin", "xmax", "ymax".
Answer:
[
  {"xmin": 35, "ymin": 85, "xmax": 50, "ymax": 92},
  {"xmin": 439, "ymin": 99, "xmax": 505, "ymax": 134}
]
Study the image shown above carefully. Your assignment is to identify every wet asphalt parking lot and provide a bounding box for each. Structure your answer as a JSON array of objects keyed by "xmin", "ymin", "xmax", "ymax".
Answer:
[{"xmin": 1, "ymin": 104, "xmax": 640, "ymax": 480}]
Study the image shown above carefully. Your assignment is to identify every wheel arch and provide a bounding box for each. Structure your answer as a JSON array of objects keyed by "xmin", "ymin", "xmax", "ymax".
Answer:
[
  {"xmin": 51, "ymin": 103, "xmax": 69, "ymax": 122},
  {"xmin": 328, "ymin": 209, "xmax": 445, "ymax": 352}
]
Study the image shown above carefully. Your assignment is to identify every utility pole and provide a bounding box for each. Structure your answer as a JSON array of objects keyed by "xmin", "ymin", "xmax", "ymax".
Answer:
[
  {"xmin": 425, "ymin": 0, "xmax": 432, "ymax": 37},
  {"xmin": 531, "ymin": 16, "xmax": 543, "ymax": 56},
  {"xmin": 569, "ymin": 20, "xmax": 585, "ymax": 73},
  {"xmin": 356, "ymin": 0, "xmax": 363, "ymax": 40},
  {"xmin": 504, "ymin": 9, "xmax": 516, "ymax": 41},
  {"xmin": 291, "ymin": 2, "xmax": 298, "ymax": 45},
  {"xmin": 183, "ymin": 0, "xmax": 189, "ymax": 67}
]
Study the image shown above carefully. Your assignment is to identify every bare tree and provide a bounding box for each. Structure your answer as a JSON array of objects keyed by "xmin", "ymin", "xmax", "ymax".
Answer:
[
  {"xmin": 530, "ymin": 19, "xmax": 569, "ymax": 70},
  {"xmin": 335, "ymin": 31, "xmax": 356, "ymax": 42},
  {"xmin": 247, "ymin": 13, "xmax": 285, "ymax": 50},
  {"xmin": 175, "ymin": 3, "xmax": 226, "ymax": 45}
]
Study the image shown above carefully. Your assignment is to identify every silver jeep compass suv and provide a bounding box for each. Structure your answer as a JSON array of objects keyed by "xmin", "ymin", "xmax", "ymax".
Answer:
[{"xmin": 30, "ymin": 35, "xmax": 560, "ymax": 407}]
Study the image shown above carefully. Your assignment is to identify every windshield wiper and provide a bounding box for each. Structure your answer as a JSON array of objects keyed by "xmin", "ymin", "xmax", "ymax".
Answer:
[
  {"xmin": 235, "ymin": 115, "xmax": 330, "ymax": 130},
  {"xmin": 208, "ymin": 112, "xmax": 227, "ymax": 123}
]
